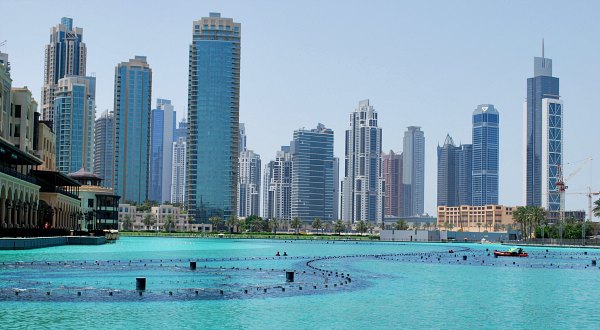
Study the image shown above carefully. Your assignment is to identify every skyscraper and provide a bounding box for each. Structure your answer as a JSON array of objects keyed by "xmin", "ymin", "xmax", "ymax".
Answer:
[
  {"xmin": 263, "ymin": 147, "xmax": 292, "ymax": 221},
  {"xmin": 149, "ymin": 98, "xmax": 175, "ymax": 203},
  {"xmin": 94, "ymin": 110, "xmax": 114, "ymax": 188},
  {"xmin": 472, "ymin": 104, "xmax": 499, "ymax": 206},
  {"xmin": 403, "ymin": 126, "xmax": 425, "ymax": 216},
  {"xmin": 42, "ymin": 17, "xmax": 87, "ymax": 122},
  {"xmin": 341, "ymin": 100, "xmax": 384, "ymax": 224},
  {"xmin": 237, "ymin": 123, "xmax": 261, "ymax": 218},
  {"xmin": 187, "ymin": 13, "xmax": 240, "ymax": 223},
  {"xmin": 171, "ymin": 137, "xmax": 186, "ymax": 204},
  {"xmin": 523, "ymin": 44, "xmax": 562, "ymax": 211},
  {"xmin": 54, "ymin": 76, "xmax": 95, "ymax": 174},
  {"xmin": 437, "ymin": 134, "xmax": 472, "ymax": 207},
  {"xmin": 382, "ymin": 150, "xmax": 403, "ymax": 217},
  {"xmin": 173, "ymin": 118, "xmax": 188, "ymax": 142},
  {"xmin": 113, "ymin": 56, "xmax": 152, "ymax": 204},
  {"xmin": 290, "ymin": 124, "xmax": 335, "ymax": 223}
]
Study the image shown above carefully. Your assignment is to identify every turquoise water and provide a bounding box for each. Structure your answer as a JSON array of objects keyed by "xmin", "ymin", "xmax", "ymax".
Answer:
[{"xmin": 1, "ymin": 237, "xmax": 600, "ymax": 329}]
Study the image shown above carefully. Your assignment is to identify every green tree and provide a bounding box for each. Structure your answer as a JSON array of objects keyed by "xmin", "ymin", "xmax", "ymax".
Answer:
[
  {"xmin": 324, "ymin": 221, "xmax": 332, "ymax": 233},
  {"xmin": 593, "ymin": 198, "xmax": 600, "ymax": 218},
  {"xmin": 209, "ymin": 216, "xmax": 223, "ymax": 232},
  {"xmin": 269, "ymin": 218, "xmax": 279, "ymax": 234},
  {"xmin": 291, "ymin": 217, "xmax": 302, "ymax": 234},
  {"xmin": 312, "ymin": 217, "xmax": 322, "ymax": 234},
  {"xmin": 356, "ymin": 220, "xmax": 368, "ymax": 235},
  {"xmin": 334, "ymin": 219, "xmax": 345, "ymax": 235},
  {"xmin": 393, "ymin": 219, "xmax": 408, "ymax": 230},
  {"xmin": 413, "ymin": 222, "xmax": 421, "ymax": 230},
  {"xmin": 142, "ymin": 213, "xmax": 155, "ymax": 231},
  {"xmin": 163, "ymin": 215, "xmax": 175, "ymax": 232},
  {"xmin": 226, "ymin": 217, "xmax": 238, "ymax": 233},
  {"xmin": 122, "ymin": 214, "xmax": 133, "ymax": 231}
]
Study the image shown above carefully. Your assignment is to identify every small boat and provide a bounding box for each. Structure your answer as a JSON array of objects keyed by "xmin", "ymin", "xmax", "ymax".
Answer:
[{"xmin": 493, "ymin": 247, "xmax": 528, "ymax": 257}]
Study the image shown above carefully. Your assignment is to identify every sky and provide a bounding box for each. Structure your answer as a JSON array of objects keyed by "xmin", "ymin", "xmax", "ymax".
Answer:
[{"xmin": 2, "ymin": 0, "xmax": 600, "ymax": 218}]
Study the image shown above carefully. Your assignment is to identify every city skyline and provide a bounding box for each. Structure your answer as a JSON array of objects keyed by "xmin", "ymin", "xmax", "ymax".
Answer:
[{"xmin": 2, "ymin": 1, "xmax": 600, "ymax": 217}]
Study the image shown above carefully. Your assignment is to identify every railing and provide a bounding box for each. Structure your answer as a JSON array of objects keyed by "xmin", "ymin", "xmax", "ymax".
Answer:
[
  {"xmin": 506, "ymin": 238, "xmax": 600, "ymax": 247},
  {"xmin": 0, "ymin": 164, "xmax": 37, "ymax": 185}
]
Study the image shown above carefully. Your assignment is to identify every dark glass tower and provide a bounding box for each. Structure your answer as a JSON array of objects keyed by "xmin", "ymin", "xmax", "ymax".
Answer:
[
  {"xmin": 187, "ymin": 13, "xmax": 240, "ymax": 223},
  {"xmin": 524, "ymin": 46, "xmax": 560, "ymax": 208},
  {"xmin": 472, "ymin": 104, "xmax": 499, "ymax": 206},
  {"xmin": 437, "ymin": 134, "xmax": 472, "ymax": 207}
]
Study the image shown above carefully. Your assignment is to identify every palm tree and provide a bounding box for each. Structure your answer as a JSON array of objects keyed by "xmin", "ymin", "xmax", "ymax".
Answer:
[
  {"xmin": 512, "ymin": 206, "xmax": 528, "ymax": 238},
  {"xmin": 226, "ymin": 217, "xmax": 238, "ymax": 233},
  {"xmin": 594, "ymin": 198, "xmax": 600, "ymax": 218},
  {"xmin": 423, "ymin": 222, "xmax": 431, "ymax": 231},
  {"xmin": 269, "ymin": 218, "xmax": 279, "ymax": 234},
  {"xmin": 209, "ymin": 216, "xmax": 223, "ymax": 232},
  {"xmin": 413, "ymin": 222, "xmax": 421, "ymax": 231},
  {"xmin": 291, "ymin": 217, "xmax": 302, "ymax": 234},
  {"xmin": 394, "ymin": 219, "xmax": 408, "ymax": 230},
  {"xmin": 164, "ymin": 215, "xmax": 175, "ymax": 232},
  {"xmin": 324, "ymin": 221, "xmax": 332, "ymax": 233},
  {"xmin": 312, "ymin": 217, "xmax": 322, "ymax": 234},
  {"xmin": 122, "ymin": 214, "xmax": 133, "ymax": 231},
  {"xmin": 334, "ymin": 219, "xmax": 345, "ymax": 235},
  {"xmin": 356, "ymin": 220, "xmax": 368, "ymax": 235},
  {"xmin": 142, "ymin": 213, "xmax": 155, "ymax": 231}
]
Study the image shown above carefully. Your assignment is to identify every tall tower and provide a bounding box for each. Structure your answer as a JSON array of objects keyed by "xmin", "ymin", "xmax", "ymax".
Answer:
[
  {"xmin": 42, "ymin": 17, "xmax": 87, "ymax": 122},
  {"xmin": 263, "ymin": 147, "xmax": 292, "ymax": 221},
  {"xmin": 523, "ymin": 43, "xmax": 562, "ymax": 211},
  {"xmin": 341, "ymin": 100, "xmax": 384, "ymax": 224},
  {"xmin": 149, "ymin": 98, "xmax": 175, "ymax": 203},
  {"xmin": 54, "ymin": 76, "xmax": 96, "ymax": 174},
  {"xmin": 238, "ymin": 123, "xmax": 261, "ymax": 218},
  {"xmin": 290, "ymin": 124, "xmax": 335, "ymax": 223},
  {"xmin": 437, "ymin": 134, "xmax": 472, "ymax": 207},
  {"xmin": 187, "ymin": 13, "xmax": 240, "ymax": 223},
  {"xmin": 472, "ymin": 104, "xmax": 499, "ymax": 206},
  {"xmin": 403, "ymin": 126, "xmax": 425, "ymax": 216},
  {"xmin": 382, "ymin": 150, "xmax": 403, "ymax": 217},
  {"xmin": 113, "ymin": 56, "xmax": 152, "ymax": 204},
  {"xmin": 94, "ymin": 110, "xmax": 114, "ymax": 188},
  {"xmin": 171, "ymin": 136, "xmax": 187, "ymax": 204}
]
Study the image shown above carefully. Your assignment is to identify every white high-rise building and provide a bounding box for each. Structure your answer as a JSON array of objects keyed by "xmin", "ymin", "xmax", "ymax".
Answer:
[
  {"xmin": 263, "ymin": 147, "xmax": 292, "ymax": 221},
  {"xmin": 403, "ymin": 126, "xmax": 425, "ymax": 217},
  {"xmin": 171, "ymin": 137, "xmax": 186, "ymax": 204},
  {"xmin": 341, "ymin": 99, "xmax": 384, "ymax": 224},
  {"xmin": 238, "ymin": 149, "xmax": 261, "ymax": 217}
]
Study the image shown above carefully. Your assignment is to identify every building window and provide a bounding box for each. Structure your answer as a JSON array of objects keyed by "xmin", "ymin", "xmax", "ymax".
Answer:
[{"xmin": 88, "ymin": 199, "xmax": 94, "ymax": 208}]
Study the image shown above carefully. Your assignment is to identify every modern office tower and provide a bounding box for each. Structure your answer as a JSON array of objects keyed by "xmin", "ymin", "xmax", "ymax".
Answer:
[
  {"xmin": 94, "ymin": 110, "xmax": 114, "ymax": 188},
  {"xmin": 113, "ymin": 56, "xmax": 152, "ymax": 204},
  {"xmin": 341, "ymin": 100, "xmax": 384, "ymax": 224},
  {"xmin": 187, "ymin": 13, "xmax": 240, "ymax": 223},
  {"xmin": 54, "ymin": 76, "xmax": 95, "ymax": 174},
  {"xmin": 149, "ymin": 98, "xmax": 175, "ymax": 203},
  {"xmin": 333, "ymin": 157, "xmax": 339, "ymax": 221},
  {"xmin": 9, "ymin": 88, "xmax": 37, "ymax": 154},
  {"xmin": 263, "ymin": 147, "xmax": 292, "ymax": 221},
  {"xmin": 437, "ymin": 134, "xmax": 472, "ymax": 207},
  {"xmin": 237, "ymin": 123, "xmax": 261, "ymax": 217},
  {"xmin": 238, "ymin": 149, "xmax": 261, "ymax": 217},
  {"xmin": 171, "ymin": 137, "xmax": 186, "ymax": 204},
  {"xmin": 290, "ymin": 124, "xmax": 335, "ymax": 223},
  {"xmin": 403, "ymin": 126, "xmax": 425, "ymax": 216},
  {"xmin": 523, "ymin": 44, "xmax": 562, "ymax": 212},
  {"xmin": 472, "ymin": 104, "xmax": 499, "ymax": 206},
  {"xmin": 173, "ymin": 118, "xmax": 188, "ymax": 142},
  {"xmin": 382, "ymin": 150, "xmax": 403, "ymax": 217},
  {"xmin": 0, "ymin": 52, "xmax": 11, "ymax": 137},
  {"xmin": 42, "ymin": 17, "xmax": 87, "ymax": 122}
]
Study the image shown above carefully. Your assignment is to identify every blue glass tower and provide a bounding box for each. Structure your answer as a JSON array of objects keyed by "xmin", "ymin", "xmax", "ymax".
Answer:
[
  {"xmin": 524, "ymin": 45, "xmax": 561, "ymax": 211},
  {"xmin": 437, "ymin": 134, "xmax": 472, "ymax": 207},
  {"xmin": 113, "ymin": 56, "xmax": 152, "ymax": 204},
  {"xmin": 54, "ymin": 76, "xmax": 95, "ymax": 174},
  {"xmin": 149, "ymin": 99, "xmax": 175, "ymax": 203},
  {"xmin": 472, "ymin": 104, "xmax": 499, "ymax": 206},
  {"xmin": 290, "ymin": 124, "xmax": 335, "ymax": 222},
  {"xmin": 187, "ymin": 13, "xmax": 240, "ymax": 223}
]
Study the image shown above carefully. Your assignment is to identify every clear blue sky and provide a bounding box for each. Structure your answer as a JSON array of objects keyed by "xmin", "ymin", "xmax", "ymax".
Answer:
[{"xmin": 2, "ymin": 0, "xmax": 599, "ymax": 218}]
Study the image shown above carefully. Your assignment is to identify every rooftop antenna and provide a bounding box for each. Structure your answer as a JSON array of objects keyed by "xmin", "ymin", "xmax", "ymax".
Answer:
[{"xmin": 542, "ymin": 38, "xmax": 545, "ymax": 58}]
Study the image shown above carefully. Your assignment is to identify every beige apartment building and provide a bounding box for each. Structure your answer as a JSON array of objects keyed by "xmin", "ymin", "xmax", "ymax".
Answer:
[{"xmin": 437, "ymin": 205, "xmax": 517, "ymax": 232}]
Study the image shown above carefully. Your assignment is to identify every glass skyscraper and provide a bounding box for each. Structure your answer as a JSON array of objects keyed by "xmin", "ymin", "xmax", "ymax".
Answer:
[
  {"xmin": 523, "ymin": 47, "xmax": 561, "ymax": 211},
  {"xmin": 113, "ymin": 56, "xmax": 152, "ymax": 204},
  {"xmin": 437, "ymin": 134, "xmax": 472, "ymax": 207},
  {"xmin": 94, "ymin": 110, "xmax": 114, "ymax": 188},
  {"xmin": 403, "ymin": 126, "xmax": 425, "ymax": 216},
  {"xmin": 54, "ymin": 75, "xmax": 95, "ymax": 174},
  {"xmin": 42, "ymin": 17, "xmax": 86, "ymax": 122},
  {"xmin": 472, "ymin": 104, "xmax": 499, "ymax": 206},
  {"xmin": 187, "ymin": 13, "xmax": 240, "ymax": 223},
  {"xmin": 290, "ymin": 124, "xmax": 335, "ymax": 223},
  {"xmin": 341, "ymin": 100, "xmax": 384, "ymax": 224},
  {"xmin": 149, "ymin": 98, "xmax": 175, "ymax": 203},
  {"xmin": 382, "ymin": 150, "xmax": 403, "ymax": 217}
]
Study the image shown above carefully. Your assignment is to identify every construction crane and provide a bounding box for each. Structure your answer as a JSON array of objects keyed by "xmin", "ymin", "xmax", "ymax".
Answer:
[
  {"xmin": 555, "ymin": 157, "xmax": 593, "ymax": 219},
  {"xmin": 0, "ymin": 40, "xmax": 6, "ymax": 48}
]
